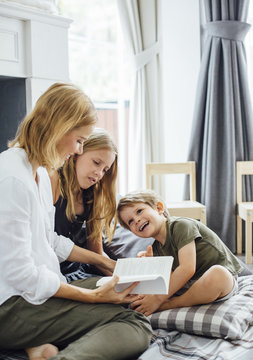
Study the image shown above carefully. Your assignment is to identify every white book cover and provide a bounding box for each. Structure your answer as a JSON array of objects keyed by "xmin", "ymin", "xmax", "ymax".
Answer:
[{"xmin": 96, "ymin": 256, "xmax": 173, "ymax": 294}]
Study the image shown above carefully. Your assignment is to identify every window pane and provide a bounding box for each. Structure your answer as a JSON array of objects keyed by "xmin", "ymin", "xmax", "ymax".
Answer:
[{"xmin": 58, "ymin": 0, "xmax": 118, "ymax": 102}]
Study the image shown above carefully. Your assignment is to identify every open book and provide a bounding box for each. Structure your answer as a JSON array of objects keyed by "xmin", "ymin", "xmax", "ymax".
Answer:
[{"xmin": 96, "ymin": 256, "xmax": 173, "ymax": 294}]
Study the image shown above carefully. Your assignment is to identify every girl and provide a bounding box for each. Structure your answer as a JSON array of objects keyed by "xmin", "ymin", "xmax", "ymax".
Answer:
[
  {"xmin": 50, "ymin": 128, "xmax": 118, "ymax": 281},
  {"xmin": 0, "ymin": 83, "xmax": 151, "ymax": 360}
]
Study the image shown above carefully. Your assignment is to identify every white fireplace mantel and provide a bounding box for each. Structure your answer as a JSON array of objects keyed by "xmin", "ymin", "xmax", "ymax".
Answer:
[{"xmin": 0, "ymin": 1, "xmax": 72, "ymax": 111}]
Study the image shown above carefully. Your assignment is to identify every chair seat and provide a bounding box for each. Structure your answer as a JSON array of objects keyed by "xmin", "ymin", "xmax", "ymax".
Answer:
[
  {"xmin": 167, "ymin": 201, "xmax": 206, "ymax": 224},
  {"xmin": 146, "ymin": 162, "xmax": 206, "ymax": 224},
  {"xmin": 236, "ymin": 161, "xmax": 253, "ymax": 264},
  {"xmin": 238, "ymin": 202, "xmax": 253, "ymax": 221}
]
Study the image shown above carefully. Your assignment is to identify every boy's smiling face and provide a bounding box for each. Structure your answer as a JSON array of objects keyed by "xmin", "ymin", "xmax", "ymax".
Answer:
[{"xmin": 119, "ymin": 202, "xmax": 166, "ymax": 239}]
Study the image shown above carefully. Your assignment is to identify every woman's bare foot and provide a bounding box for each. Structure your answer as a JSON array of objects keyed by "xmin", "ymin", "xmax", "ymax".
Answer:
[{"xmin": 25, "ymin": 344, "xmax": 59, "ymax": 360}]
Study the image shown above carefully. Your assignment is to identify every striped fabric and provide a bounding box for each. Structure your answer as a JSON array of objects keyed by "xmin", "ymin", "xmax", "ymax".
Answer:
[
  {"xmin": 139, "ymin": 326, "xmax": 253, "ymax": 360},
  {"xmin": 0, "ymin": 350, "xmax": 27, "ymax": 360}
]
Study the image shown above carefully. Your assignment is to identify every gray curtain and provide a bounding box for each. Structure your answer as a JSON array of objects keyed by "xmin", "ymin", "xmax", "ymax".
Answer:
[{"xmin": 187, "ymin": 0, "xmax": 253, "ymax": 252}]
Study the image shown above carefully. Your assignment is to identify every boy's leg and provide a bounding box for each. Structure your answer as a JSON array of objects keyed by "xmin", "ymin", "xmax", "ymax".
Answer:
[
  {"xmin": 0, "ymin": 278, "xmax": 152, "ymax": 360},
  {"xmin": 159, "ymin": 265, "xmax": 234, "ymax": 310}
]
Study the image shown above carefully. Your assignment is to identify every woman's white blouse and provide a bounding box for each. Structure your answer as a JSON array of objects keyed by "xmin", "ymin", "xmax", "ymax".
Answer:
[{"xmin": 0, "ymin": 148, "xmax": 74, "ymax": 305}]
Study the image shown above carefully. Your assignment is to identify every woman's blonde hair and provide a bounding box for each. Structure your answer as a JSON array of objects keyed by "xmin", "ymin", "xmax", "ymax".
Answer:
[
  {"xmin": 59, "ymin": 128, "xmax": 118, "ymax": 243},
  {"xmin": 117, "ymin": 189, "xmax": 169, "ymax": 230},
  {"xmin": 9, "ymin": 82, "xmax": 97, "ymax": 170}
]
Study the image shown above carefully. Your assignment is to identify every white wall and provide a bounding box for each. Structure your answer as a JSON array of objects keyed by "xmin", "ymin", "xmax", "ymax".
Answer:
[{"xmin": 161, "ymin": 0, "xmax": 201, "ymax": 200}]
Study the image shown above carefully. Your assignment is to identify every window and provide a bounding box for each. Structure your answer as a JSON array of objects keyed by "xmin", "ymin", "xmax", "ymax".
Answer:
[{"xmin": 57, "ymin": 0, "xmax": 130, "ymax": 192}]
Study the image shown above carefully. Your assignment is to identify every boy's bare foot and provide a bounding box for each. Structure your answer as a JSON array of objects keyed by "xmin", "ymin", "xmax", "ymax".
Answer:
[{"xmin": 26, "ymin": 344, "xmax": 59, "ymax": 360}]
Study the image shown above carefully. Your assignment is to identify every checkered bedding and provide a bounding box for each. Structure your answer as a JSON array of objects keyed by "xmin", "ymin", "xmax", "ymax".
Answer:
[
  {"xmin": 149, "ymin": 275, "xmax": 253, "ymax": 340},
  {"xmin": 1, "ymin": 276, "xmax": 253, "ymax": 360}
]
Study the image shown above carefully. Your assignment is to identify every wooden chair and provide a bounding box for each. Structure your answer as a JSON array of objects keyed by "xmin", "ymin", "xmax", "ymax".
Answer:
[
  {"xmin": 146, "ymin": 162, "xmax": 206, "ymax": 224},
  {"xmin": 236, "ymin": 161, "xmax": 253, "ymax": 264}
]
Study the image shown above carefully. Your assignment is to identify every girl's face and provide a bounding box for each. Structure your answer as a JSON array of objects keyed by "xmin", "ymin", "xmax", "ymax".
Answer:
[
  {"xmin": 56, "ymin": 125, "xmax": 94, "ymax": 165},
  {"xmin": 75, "ymin": 148, "xmax": 115, "ymax": 189}
]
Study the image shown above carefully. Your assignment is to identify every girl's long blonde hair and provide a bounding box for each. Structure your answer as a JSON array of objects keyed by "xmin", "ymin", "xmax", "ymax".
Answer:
[
  {"xmin": 9, "ymin": 82, "xmax": 97, "ymax": 170},
  {"xmin": 59, "ymin": 128, "xmax": 118, "ymax": 243}
]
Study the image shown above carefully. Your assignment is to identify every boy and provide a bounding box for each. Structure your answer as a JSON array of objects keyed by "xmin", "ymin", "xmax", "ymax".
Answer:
[{"xmin": 117, "ymin": 190, "xmax": 242, "ymax": 316}]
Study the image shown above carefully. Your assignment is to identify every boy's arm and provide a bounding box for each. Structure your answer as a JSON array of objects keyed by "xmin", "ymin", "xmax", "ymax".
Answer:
[
  {"xmin": 130, "ymin": 240, "xmax": 197, "ymax": 316},
  {"xmin": 168, "ymin": 240, "xmax": 196, "ymax": 297}
]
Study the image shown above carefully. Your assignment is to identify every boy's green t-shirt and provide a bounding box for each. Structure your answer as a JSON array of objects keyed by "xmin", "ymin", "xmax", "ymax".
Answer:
[{"xmin": 152, "ymin": 217, "xmax": 242, "ymax": 279}]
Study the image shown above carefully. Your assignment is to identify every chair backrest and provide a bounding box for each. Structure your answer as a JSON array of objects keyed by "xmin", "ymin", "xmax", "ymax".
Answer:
[
  {"xmin": 146, "ymin": 161, "xmax": 196, "ymax": 201},
  {"xmin": 236, "ymin": 161, "xmax": 253, "ymax": 203}
]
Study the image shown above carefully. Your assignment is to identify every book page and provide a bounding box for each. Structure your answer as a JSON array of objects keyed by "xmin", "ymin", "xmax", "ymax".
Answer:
[
  {"xmin": 114, "ymin": 256, "xmax": 172, "ymax": 278},
  {"xmin": 96, "ymin": 256, "xmax": 173, "ymax": 294}
]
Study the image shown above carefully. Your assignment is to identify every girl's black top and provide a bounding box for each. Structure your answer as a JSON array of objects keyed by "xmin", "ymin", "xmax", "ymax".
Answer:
[{"xmin": 54, "ymin": 188, "xmax": 102, "ymax": 282}]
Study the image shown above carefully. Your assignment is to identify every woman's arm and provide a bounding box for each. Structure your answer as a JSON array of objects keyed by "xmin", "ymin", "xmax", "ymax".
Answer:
[{"xmin": 54, "ymin": 275, "xmax": 138, "ymax": 304}]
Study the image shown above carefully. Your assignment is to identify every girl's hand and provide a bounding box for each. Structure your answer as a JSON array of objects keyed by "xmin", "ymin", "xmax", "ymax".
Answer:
[
  {"xmin": 93, "ymin": 275, "xmax": 139, "ymax": 304},
  {"xmin": 130, "ymin": 294, "xmax": 168, "ymax": 316},
  {"xmin": 137, "ymin": 245, "xmax": 153, "ymax": 258}
]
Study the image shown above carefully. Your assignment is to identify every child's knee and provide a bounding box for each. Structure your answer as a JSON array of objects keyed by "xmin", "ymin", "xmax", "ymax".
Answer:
[{"xmin": 204, "ymin": 265, "xmax": 233, "ymax": 289}]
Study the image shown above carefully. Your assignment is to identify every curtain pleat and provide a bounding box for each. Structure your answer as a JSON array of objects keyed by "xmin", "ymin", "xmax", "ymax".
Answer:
[{"xmin": 187, "ymin": 0, "xmax": 253, "ymax": 251}]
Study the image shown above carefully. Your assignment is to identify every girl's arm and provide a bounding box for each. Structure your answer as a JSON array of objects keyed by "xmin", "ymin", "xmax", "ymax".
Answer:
[
  {"xmin": 67, "ymin": 244, "xmax": 116, "ymax": 274},
  {"xmin": 86, "ymin": 235, "xmax": 103, "ymax": 255},
  {"xmin": 86, "ymin": 234, "xmax": 114, "ymax": 275}
]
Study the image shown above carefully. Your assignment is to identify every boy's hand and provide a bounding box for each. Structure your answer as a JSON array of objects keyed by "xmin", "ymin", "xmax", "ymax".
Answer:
[
  {"xmin": 130, "ymin": 294, "xmax": 168, "ymax": 316},
  {"xmin": 137, "ymin": 245, "xmax": 153, "ymax": 258}
]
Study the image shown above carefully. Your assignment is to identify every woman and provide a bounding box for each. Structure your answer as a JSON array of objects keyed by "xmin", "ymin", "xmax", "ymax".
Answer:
[
  {"xmin": 0, "ymin": 83, "xmax": 152, "ymax": 360},
  {"xmin": 50, "ymin": 128, "xmax": 118, "ymax": 281}
]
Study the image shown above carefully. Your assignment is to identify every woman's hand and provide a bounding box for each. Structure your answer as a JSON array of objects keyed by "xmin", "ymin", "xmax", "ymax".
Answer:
[
  {"xmin": 93, "ymin": 275, "xmax": 139, "ymax": 304},
  {"xmin": 54, "ymin": 276, "xmax": 139, "ymax": 304}
]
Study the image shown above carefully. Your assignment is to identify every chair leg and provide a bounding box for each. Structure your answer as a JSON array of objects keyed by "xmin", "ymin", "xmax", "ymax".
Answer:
[
  {"xmin": 200, "ymin": 209, "xmax": 207, "ymax": 225},
  {"xmin": 237, "ymin": 216, "xmax": 242, "ymax": 255},
  {"xmin": 245, "ymin": 217, "xmax": 252, "ymax": 264}
]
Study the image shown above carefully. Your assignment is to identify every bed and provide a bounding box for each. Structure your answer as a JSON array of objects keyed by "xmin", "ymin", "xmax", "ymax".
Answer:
[{"xmin": 1, "ymin": 224, "xmax": 253, "ymax": 360}]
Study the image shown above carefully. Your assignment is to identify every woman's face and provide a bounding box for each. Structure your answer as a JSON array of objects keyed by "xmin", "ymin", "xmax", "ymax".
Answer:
[
  {"xmin": 75, "ymin": 148, "xmax": 116, "ymax": 189},
  {"xmin": 56, "ymin": 125, "xmax": 94, "ymax": 165}
]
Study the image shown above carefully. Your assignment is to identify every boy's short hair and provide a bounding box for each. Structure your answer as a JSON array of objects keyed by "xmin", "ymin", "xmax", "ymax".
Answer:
[{"xmin": 117, "ymin": 189, "xmax": 169, "ymax": 230}]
